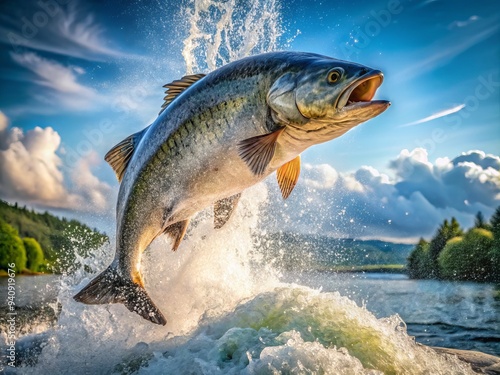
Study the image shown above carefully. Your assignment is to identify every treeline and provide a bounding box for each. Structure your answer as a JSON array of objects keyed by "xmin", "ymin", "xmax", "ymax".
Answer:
[
  {"xmin": 407, "ymin": 208, "xmax": 500, "ymax": 282},
  {"xmin": 0, "ymin": 200, "xmax": 108, "ymax": 274}
]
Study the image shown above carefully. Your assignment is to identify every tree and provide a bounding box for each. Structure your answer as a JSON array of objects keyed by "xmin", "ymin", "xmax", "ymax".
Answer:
[
  {"xmin": 489, "ymin": 206, "xmax": 500, "ymax": 282},
  {"xmin": 439, "ymin": 237, "xmax": 465, "ymax": 280},
  {"xmin": 23, "ymin": 237, "xmax": 44, "ymax": 272},
  {"xmin": 449, "ymin": 217, "xmax": 464, "ymax": 238},
  {"xmin": 428, "ymin": 218, "xmax": 463, "ymax": 278},
  {"xmin": 439, "ymin": 229, "xmax": 493, "ymax": 281},
  {"xmin": 407, "ymin": 238, "xmax": 432, "ymax": 279},
  {"xmin": 0, "ymin": 221, "xmax": 27, "ymax": 272},
  {"xmin": 474, "ymin": 211, "xmax": 489, "ymax": 230}
]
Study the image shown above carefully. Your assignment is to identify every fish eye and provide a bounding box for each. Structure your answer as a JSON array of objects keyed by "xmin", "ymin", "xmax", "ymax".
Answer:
[{"xmin": 327, "ymin": 70, "xmax": 341, "ymax": 84}]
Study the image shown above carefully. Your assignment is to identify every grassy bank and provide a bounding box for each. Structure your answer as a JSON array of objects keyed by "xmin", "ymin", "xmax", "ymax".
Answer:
[
  {"xmin": 329, "ymin": 264, "xmax": 406, "ymax": 273},
  {"xmin": 0, "ymin": 269, "xmax": 49, "ymax": 276}
]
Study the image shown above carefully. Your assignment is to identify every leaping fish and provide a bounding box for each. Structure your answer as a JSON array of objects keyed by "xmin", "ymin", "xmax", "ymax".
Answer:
[{"xmin": 74, "ymin": 52, "xmax": 390, "ymax": 325}]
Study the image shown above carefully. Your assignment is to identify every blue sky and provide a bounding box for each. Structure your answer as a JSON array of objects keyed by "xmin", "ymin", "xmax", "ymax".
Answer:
[{"xmin": 0, "ymin": 0, "xmax": 498, "ymax": 241}]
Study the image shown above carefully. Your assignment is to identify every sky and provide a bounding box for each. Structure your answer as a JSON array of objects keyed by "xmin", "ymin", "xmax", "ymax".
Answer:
[{"xmin": 0, "ymin": 0, "xmax": 498, "ymax": 242}]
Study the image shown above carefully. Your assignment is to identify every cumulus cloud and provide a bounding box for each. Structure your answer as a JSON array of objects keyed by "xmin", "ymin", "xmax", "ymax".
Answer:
[
  {"xmin": 70, "ymin": 151, "xmax": 114, "ymax": 210},
  {"xmin": 0, "ymin": 113, "xmax": 113, "ymax": 213},
  {"xmin": 263, "ymin": 148, "xmax": 500, "ymax": 243}
]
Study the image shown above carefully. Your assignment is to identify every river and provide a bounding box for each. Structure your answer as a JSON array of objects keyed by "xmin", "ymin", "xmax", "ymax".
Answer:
[
  {"xmin": 2, "ymin": 272, "xmax": 499, "ymax": 357},
  {"xmin": 283, "ymin": 271, "xmax": 500, "ymax": 357}
]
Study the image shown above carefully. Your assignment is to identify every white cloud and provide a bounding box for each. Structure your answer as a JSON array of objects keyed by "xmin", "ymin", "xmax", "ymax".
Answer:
[
  {"xmin": 70, "ymin": 151, "xmax": 114, "ymax": 211},
  {"xmin": 0, "ymin": 1, "xmax": 136, "ymax": 61},
  {"xmin": 10, "ymin": 52, "xmax": 101, "ymax": 111},
  {"xmin": 262, "ymin": 149, "xmax": 500, "ymax": 242},
  {"xmin": 0, "ymin": 114, "xmax": 114, "ymax": 214},
  {"xmin": 398, "ymin": 104, "xmax": 465, "ymax": 127},
  {"xmin": 0, "ymin": 111, "xmax": 7, "ymax": 132},
  {"xmin": 448, "ymin": 15, "xmax": 480, "ymax": 29}
]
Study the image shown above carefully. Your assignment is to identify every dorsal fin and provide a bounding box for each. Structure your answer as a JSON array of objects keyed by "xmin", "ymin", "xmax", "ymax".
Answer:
[
  {"xmin": 104, "ymin": 126, "xmax": 149, "ymax": 182},
  {"xmin": 159, "ymin": 73, "xmax": 206, "ymax": 115}
]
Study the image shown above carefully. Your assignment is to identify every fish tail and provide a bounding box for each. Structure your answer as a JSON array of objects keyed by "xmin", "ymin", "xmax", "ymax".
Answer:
[{"xmin": 73, "ymin": 265, "xmax": 167, "ymax": 326}]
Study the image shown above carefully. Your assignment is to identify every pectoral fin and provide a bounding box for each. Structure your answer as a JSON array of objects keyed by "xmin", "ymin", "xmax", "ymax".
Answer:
[
  {"xmin": 277, "ymin": 155, "xmax": 301, "ymax": 199},
  {"xmin": 237, "ymin": 129, "xmax": 284, "ymax": 175},
  {"xmin": 163, "ymin": 220, "xmax": 190, "ymax": 251},
  {"xmin": 214, "ymin": 193, "xmax": 241, "ymax": 229}
]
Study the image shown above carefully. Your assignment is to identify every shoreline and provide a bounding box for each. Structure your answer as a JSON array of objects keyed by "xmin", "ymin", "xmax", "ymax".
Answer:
[{"xmin": 0, "ymin": 269, "xmax": 51, "ymax": 277}]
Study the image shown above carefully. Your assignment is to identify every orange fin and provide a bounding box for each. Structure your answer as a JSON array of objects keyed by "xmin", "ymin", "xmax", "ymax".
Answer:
[
  {"xmin": 159, "ymin": 74, "xmax": 206, "ymax": 115},
  {"xmin": 277, "ymin": 155, "xmax": 301, "ymax": 199},
  {"xmin": 237, "ymin": 129, "xmax": 284, "ymax": 175},
  {"xmin": 163, "ymin": 219, "xmax": 190, "ymax": 251},
  {"xmin": 214, "ymin": 193, "xmax": 241, "ymax": 229}
]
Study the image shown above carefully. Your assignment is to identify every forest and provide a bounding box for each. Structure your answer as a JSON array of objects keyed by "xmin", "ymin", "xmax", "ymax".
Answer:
[
  {"xmin": 0, "ymin": 200, "xmax": 108, "ymax": 274},
  {"xmin": 407, "ymin": 207, "xmax": 500, "ymax": 282}
]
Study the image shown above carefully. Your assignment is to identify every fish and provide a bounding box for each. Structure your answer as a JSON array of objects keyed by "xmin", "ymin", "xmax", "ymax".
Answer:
[{"xmin": 74, "ymin": 52, "xmax": 390, "ymax": 325}]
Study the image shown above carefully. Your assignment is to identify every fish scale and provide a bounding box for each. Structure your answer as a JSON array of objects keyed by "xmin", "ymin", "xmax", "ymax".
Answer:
[{"xmin": 74, "ymin": 51, "xmax": 390, "ymax": 325}]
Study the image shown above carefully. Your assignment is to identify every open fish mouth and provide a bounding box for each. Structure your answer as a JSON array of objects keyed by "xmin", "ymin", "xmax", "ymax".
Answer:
[{"xmin": 336, "ymin": 71, "xmax": 384, "ymax": 110}]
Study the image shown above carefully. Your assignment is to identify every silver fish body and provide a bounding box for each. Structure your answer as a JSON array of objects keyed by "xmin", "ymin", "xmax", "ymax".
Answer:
[{"xmin": 74, "ymin": 52, "xmax": 390, "ymax": 325}]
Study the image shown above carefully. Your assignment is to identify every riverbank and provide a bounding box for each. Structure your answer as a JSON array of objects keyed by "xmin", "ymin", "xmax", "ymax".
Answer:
[
  {"xmin": 0, "ymin": 269, "xmax": 49, "ymax": 277},
  {"xmin": 329, "ymin": 264, "xmax": 406, "ymax": 273}
]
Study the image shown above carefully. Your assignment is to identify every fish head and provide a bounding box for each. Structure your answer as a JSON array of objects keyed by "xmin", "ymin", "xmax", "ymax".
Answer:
[{"xmin": 267, "ymin": 56, "xmax": 390, "ymax": 140}]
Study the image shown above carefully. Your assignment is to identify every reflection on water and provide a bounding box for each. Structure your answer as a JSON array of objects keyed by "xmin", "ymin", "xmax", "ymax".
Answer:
[{"xmin": 282, "ymin": 271, "xmax": 500, "ymax": 356}]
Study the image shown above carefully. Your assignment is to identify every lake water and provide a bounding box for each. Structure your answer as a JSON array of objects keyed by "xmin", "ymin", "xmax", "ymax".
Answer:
[
  {"xmin": 2, "ymin": 272, "xmax": 499, "ymax": 358},
  {"xmin": 0, "ymin": 187, "xmax": 498, "ymax": 374},
  {"xmin": 283, "ymin": 271, "xmax": 500, "ymax": 357},
  {"xmin": 1, "ymin": 268, "xmax": 499, "ymax": 374}
]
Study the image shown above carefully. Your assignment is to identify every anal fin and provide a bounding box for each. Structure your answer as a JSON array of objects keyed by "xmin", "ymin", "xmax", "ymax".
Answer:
[
  {"xmin": 277, "ymin": 155, "xmax": 301, "ymax": 199},
  {"xmin": 163, "ymin": 220, "xmax": 190, "ymax": 251},
  {"xmin": 214, "ymin": 193, "xmax": 241, "ymax": 229}
]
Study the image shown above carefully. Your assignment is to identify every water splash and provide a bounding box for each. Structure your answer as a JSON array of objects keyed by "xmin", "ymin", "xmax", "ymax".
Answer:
[
  {"xmin": 181, "ymin": 0, "xmax": 283, "ymax": 74},
  {"xmin": 6, "ymin": 185, "xmax": 478, "ymax": 374}
]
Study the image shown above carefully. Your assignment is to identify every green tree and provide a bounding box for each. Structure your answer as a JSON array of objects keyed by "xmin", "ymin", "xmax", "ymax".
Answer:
[
  {"xmin": 489, "ymin": 206, "xmax": 500, "ymax": 282},
  {"xmin": 0, "ymin": 200, "xmax": 108, "ymax": 274},
  {"xmin": 449, "ymin": 217, "xmax": 464, "ymax": 238},
  {"xmin": 439, "ymin": 237, "xmax": 465, "ymax": 280},
  {"xmin": 474, "ymin": 211, "xmax": 489, "ymax": 230},
  {"xmin": 0, "ymin": 221, "xmax": 27, "ymax": 272},
  {"xmin": 23, "ymin": 237, "xmax": 44, "ymax": 272},
  {"xmin": 439, "ymin": 229, "xmax": 494, "ymax": 281},
  {"xmin": 407, "ymin": 238, "xmax": 432, "ymax": 279},
  {"xmin": 428, "ymin": 218, "xmax": 463, "ymax": 278}
]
